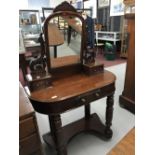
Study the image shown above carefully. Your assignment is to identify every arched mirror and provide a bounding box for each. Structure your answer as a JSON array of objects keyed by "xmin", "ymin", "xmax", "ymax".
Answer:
[{"xmin": 43, "ymin": 2, "xmax": 86, "ymax": 77}]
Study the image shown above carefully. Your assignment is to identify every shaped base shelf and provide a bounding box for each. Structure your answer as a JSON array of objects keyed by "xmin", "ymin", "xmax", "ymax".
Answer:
[{"xmin": 43, "ymin": 113, "xmax": 113, "ymax": 151}]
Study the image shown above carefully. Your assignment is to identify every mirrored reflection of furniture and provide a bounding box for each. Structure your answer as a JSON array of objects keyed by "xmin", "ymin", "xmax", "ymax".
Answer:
[
  {"xmin": 25, "ymin": 2, "xmax": 116, "ymax": 155},
  {"xmin": 119, "ymin": 6, "xmax": 135, "ymax": 114},
  {"xmin": 95, "ymin": 31, "xmax": 121, "ymax": 55},
  {"xmin": 95, "ymin": 31, "xmax": 121, "ymax": 45},
  {"xmin": 19, "ymin": 10, "xmax": 42, "ymax": 57},
  {"xmin": 19, "ymin": 83, "xmax": 43, "ymax": 155}
]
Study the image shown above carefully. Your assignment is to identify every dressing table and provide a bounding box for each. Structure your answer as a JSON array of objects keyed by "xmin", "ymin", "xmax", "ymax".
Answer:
[{"xmin": 26, "ymin": 2, "xmax": 116, "ymax": 155}]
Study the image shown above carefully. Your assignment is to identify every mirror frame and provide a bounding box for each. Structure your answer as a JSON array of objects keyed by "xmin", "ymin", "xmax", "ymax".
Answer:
[{"xmin": 43, "ymin": 2, "xmax": 87, "ymax": 75}]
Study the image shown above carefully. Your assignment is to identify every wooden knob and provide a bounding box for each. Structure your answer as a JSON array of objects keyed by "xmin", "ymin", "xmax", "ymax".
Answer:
[
  {"xmin": 96, "ymin": 93, "xmax": 100, "ymax": 97},
  {"xmin": 81, "ymin": 98, "xmax": 86, "ymax": 103}
]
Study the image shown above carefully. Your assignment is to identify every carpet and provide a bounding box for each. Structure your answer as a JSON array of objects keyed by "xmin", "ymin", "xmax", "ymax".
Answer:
[{"xmin": 35, "ymin": 63, "xmax": 135, "ymax": 155}]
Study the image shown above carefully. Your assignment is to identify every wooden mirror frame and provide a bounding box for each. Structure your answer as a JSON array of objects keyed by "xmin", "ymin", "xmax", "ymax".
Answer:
[{"xmin": 43, "ymin": 1, "xmax": 87, "ymax": 77}]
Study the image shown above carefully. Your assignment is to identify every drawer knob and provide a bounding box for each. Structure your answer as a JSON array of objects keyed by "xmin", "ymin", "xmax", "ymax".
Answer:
[
  {"xmin": 81, "ymin": 98, "xmax": 86, "ymax": 103},
  {"xmin": 95, "ymin": 93, "xmax": 100, "ymax": 97}
]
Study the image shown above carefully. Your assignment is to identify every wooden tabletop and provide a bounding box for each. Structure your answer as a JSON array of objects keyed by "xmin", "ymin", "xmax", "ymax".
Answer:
[{"xmin": 29, "ymin": 70, "xmax": 116, "ymax": 103}]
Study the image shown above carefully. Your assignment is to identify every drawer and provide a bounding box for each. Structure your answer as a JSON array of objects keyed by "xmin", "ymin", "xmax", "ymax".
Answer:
[
  {"xmin": 19, "ymin": 133, "xmax": 40, "ymax": 155},
  {"xmin": 20, "ymin": 117, "xmax": 36, "ymax": 139},
  {"xmin": 76, "ymin": 89, "xmax": 102, "ymax": 104}
]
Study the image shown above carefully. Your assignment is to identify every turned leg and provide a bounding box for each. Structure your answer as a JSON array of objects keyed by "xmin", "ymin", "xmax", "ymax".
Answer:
[
  {"xmin": 49, "ymin": 114, "xmax": 67, "ymax": 155},
  {"xmin": 85, "ymin": 104, "xmax": 90, "ymax": 119},
  {"xmin": 105, "ymin": 94, "xmax": 114, "ymax": 138}
]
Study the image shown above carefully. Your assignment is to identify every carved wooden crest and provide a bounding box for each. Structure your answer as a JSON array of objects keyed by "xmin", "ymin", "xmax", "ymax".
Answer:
[{"xmin": 53, "ymin": 1, "xmax": 77, "ymax": 13}]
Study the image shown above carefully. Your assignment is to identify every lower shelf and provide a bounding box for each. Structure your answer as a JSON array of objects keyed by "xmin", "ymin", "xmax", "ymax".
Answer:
[{"xmin": 43, "ymin": 113, "xmax": 112, "ymax": 150}]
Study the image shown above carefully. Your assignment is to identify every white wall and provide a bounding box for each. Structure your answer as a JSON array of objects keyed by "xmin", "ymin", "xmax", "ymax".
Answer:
[
  {"xmin": 84, "ymin": 0, "xmax": 97, "ymax": 18},
  {"xmin": 50, "ymin": 0, "xmax": 68, "ymax": 8},
  {"xmin": 19, "ymin": 0, "xmax": 28, "ymax": 9}
]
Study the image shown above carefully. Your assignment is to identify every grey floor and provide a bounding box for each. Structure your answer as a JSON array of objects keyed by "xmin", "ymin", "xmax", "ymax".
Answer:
[{"xmin": 35, "ymin": 63, "xmax": 135, "ymax": 155}]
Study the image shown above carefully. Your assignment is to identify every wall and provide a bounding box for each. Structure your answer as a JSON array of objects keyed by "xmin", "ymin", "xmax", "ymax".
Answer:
[
  {"xmin": 50, "ymin": 0, "xmax": 66, "ymax": 8},
  {"xmin": 19, "ymin": 0, "xmax": 28, "ymax": 9},
  {"xmin": 97, "ymin": 6, "xmax": 122, "ymax": 31}
]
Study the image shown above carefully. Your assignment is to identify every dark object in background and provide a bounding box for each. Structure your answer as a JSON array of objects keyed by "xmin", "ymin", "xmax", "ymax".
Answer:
[{"xmin": 104, "ymin": 42, "xmax": 116, "ymax": 60}]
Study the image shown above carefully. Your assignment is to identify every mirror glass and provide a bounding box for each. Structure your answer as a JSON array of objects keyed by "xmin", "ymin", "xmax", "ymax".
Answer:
[{"xmin": 47, "ymin": 14, "xmax": 83, "ymax": 69}]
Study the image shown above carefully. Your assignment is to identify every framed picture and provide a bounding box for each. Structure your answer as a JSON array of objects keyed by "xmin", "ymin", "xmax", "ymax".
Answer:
[
  {"xmin": 110, "ymin": 0, "xmax": 125, "ymax": 16},
  {"xmin": 98, "ymin": 0, "xmax": 110, "ymax": 8}
]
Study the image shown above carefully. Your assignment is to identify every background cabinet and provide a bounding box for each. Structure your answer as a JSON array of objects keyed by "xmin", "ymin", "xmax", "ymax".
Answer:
[
  {"xmin": 120, "ymin": 1, "xmax": 135, "ymax": 58},
  {"xmin": 19, "ymin": 10, "xmax": 42, "ymax": 57},
  {"xmin": 119, "ymin": 13, "xmax": 135, "ymax": 114},
  {"xmin": 19, "ymin": 83, "xmax": 43, "ymax": 155}
]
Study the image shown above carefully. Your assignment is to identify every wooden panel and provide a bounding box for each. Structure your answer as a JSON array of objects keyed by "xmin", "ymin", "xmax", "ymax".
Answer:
[
  {"xmin": 51, "ymin": 55, "xmax": 80, "ymax": 68},
  {"xmin": 19, "ymin": 133, "xmax": 41, "ymax": 155},
  {"xmin": 30, "ymin": 71, "xmax": 116, "ymax": 102},
  {"xmin": 119, "ymin": 14, "xmax": 135, "ymax": 113},
  {"xmin": 123, "ymin": 16, "xmax": 135, "ymax": 101},
  {"xmin": 19, "ymin": 116, "xmax": 36, "ymax": 139},
  {"xmin": 19, "ymin": 83, "xmax": 34, "ymax": 120},
  {"xmin": 108, "ymin": 128, "xmax": 135, "ymax": 155},
  {"xmin": 48, "ymin": 23, "xmax": 64, "ymax": 46}
]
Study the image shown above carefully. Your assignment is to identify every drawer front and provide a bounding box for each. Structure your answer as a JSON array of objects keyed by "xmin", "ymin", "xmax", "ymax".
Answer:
[
  {"xmin": 19, "ymin": 133, "xmax": 40, "ymax": 155},
  {"xmin": 20, "ymin": 117, "xmax": 36, "ymax": 139}
]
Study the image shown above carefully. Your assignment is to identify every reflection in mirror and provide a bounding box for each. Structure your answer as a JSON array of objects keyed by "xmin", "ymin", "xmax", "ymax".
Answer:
[{"xmin": 47, "ymin": 15, "xmax": 83, "ymax": 69}]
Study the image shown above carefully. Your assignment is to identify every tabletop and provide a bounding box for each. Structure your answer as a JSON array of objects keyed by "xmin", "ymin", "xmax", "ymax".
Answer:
[{"xmin": 29, "ymin": 70, "xmax": 116, "ymax": 103}]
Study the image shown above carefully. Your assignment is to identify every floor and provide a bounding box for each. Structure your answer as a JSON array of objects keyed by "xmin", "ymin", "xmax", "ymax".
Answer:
[
  {"xmin": 108, "ymin": 128, "xmax": 135, "ymax": 155},
  {"xmin": 35, "ymin": 63, "xmax": 135, "ymax": 155}
]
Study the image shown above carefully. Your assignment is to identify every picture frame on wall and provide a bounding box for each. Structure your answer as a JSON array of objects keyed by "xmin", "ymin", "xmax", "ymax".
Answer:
[
  {"xmin": 110, "ymin": 0, "xmax": 125, "ymax": 16},
  {"xmin": 98, "ymin": 0, "xmax": 110, "ymax": 8}
]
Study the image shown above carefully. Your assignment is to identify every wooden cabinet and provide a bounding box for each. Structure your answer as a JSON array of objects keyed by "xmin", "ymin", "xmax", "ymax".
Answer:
[
  {"xmin": 119, "ymin": 13, "xmax": 135, "ymax": 114},
  {"xmin": 120, "ymin": 0, "xmax": 135, "ymax": 58},
  {"xmin": 124, "ymin": 0, "xmax": 135, "ymax": 5},
  {"xmin": 19, "ymin": 83, "xmax": 43, "ymax": 155}
]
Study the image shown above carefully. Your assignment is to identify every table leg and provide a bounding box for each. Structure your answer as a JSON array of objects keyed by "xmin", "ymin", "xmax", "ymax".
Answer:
[
  {"xmin": 49, "ymin": 114, "xmax": 67, "ymax": 155},
  {"xmin": 105, "ymin": 94, "xmax": 114, "ymax": 138},
  {"xmin": 54, "ymin": 46, "xmax": 57, "ymax": 58},
  {"xmin": 85, "ymin": 104, "xmax": 90, "ymax": 119}
]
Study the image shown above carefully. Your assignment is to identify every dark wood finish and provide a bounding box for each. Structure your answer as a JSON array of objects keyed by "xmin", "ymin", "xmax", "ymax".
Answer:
[
  {"xmin": 119, "ymin": 14, "xmax": 135, "ymax": 114},
  {"xmin": 28, "ymin": 71, "xmax": 115, "ymax": 114},
  {"xmin": 83, "ymin": 62, "xmax": 104, "ymax": 75},
  {"xmin": 19, "ymin": 83, "xmax": 43, "ymax": 155},
  {"xmin": 85, "ymin": 104, "xmax": 90, "ymax": 119},
  {"xmin": 25, "ymin": 2, "xmax": 114, "ymax": 155},
  {"xmin": 26, "ymin": 73, "xmax": 52, "ymax": 92},
  {"xmin": 43, "ymin": 1, "xmax": 102, "ymax": 76},
  {"xmin": 43, "ymin": 113, "xmax": 114, "ymax": 151},
  {"xmin": 108, "ymin": 128, "xmax": 135, "ymax": 155},
  {"xmin": 27, "ymin": 70, "xmax": 116, "ymax": 155}
]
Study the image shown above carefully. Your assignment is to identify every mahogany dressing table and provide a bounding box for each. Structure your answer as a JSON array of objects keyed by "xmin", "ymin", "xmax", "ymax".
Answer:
[{"xmin": 26, "ymin": 2, "xmax": 116, "ymax": 155}]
